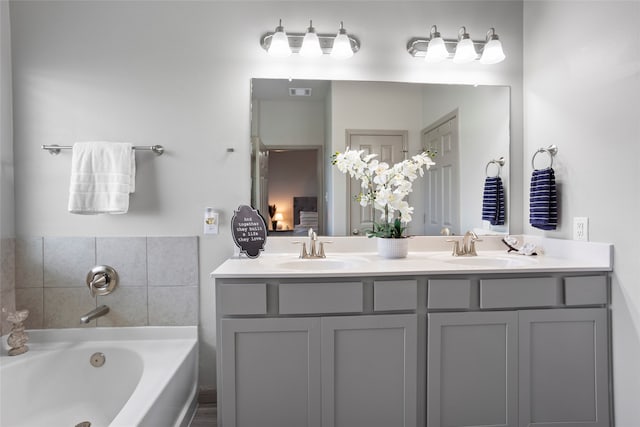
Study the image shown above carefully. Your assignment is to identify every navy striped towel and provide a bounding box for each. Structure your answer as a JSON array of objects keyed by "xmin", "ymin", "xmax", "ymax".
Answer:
[
  {"xmin": 529, "ymin": 168, "xmax": 558, "ymax": 230},
  {"xmin": 482, "ymin": 176, "xmax": 505, "ymax": 225}
]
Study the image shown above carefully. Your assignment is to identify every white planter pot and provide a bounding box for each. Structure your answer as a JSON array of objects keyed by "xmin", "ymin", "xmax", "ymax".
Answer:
[{"xmin": 377, "ymin": 237, "xmax": 409, "ymax": 259}]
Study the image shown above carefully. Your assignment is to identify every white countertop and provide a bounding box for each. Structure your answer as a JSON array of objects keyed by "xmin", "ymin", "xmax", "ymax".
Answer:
[{"xmin": 211, "ymin": 236, "xmax": 613, "ymax": 279}]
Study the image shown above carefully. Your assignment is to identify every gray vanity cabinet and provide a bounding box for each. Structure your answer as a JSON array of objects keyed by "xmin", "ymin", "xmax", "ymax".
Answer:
[
  {"xmin": 518, "ymin": 308, "xmax": 610, "ymax": 427},
  {"xmin": 216, "ymin": 273, "xmax": 611, "ymax": 427},
  {"xmin": 321, "ymin": 314, "xmax": 418, "ymax": 427},
  {"xmin": 219, "ymin": 317, "xmax": 322, "ymax": 427},
  {"xmin": 427, "ymin": 308, "xmax": 610, "ymax": 427},
  {"xmin": 427, "ymin": 276, "xmax": 610, "ymax": 427},
  {"xmin": 427, "ymin": 311, "xmax": 519, "ymax": 427},
  {"xmin": 219, "ymin": 313, "xmax": 418, "ymax": 427}
]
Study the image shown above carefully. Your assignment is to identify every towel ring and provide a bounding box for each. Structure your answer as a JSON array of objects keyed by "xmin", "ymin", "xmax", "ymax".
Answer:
[
  {"xmin": 485, "ymin": 157, "xmax": 505, "ymax": 178},
  {"xmin": 531, "ymin": 145, "xmax": 558, "ymax": 170}
]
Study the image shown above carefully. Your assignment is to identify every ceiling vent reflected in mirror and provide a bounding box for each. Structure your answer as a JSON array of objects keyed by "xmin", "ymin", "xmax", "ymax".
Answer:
[{"xmin": 289, "ymin": 88, "xmax": 312, "ymax": 97}]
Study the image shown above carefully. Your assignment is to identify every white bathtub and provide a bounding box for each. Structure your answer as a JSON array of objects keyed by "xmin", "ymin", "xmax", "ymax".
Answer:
[{"xmin": 1, "ymin": 326, "xmax": 198, "ymax": 427}]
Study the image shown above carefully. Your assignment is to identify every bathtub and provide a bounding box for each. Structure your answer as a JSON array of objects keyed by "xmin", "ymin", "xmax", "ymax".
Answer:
[{"xmin": 1, "ymin": 326, "xmax": 198, "ymax": 427}]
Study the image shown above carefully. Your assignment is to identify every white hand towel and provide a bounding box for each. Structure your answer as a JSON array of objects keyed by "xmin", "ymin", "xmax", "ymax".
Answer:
[{"xmin": 68, "ymin": 141, "xmax": 136, "ymax": 214}]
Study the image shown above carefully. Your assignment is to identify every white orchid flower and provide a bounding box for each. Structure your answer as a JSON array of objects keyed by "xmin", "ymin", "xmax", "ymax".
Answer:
[{"xmin": 333, "ymin": 148, "xmax": 435, "ymax": 236}]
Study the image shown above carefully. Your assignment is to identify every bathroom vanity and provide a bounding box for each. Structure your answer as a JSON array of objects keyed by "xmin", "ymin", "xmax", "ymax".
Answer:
[{"xmin": 211, "ymin": 236, "xmax": 613, "ymax": 427}]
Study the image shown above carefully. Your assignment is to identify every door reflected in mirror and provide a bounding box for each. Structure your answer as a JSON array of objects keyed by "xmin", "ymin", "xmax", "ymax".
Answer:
[{"xmin": 251, "ymin": 78, "xmax": 510, "ymax": 237}]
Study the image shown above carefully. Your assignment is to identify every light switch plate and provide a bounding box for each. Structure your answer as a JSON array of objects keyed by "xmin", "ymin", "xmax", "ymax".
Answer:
[{"xmin": 204, "ymin": 208, "xmax": 219, "ymax": 235}]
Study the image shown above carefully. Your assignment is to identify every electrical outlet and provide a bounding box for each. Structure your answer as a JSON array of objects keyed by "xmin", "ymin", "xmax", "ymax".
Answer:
[{"xmin": 573, "ymin": 217, "xmax": 589, "ymax": 241}]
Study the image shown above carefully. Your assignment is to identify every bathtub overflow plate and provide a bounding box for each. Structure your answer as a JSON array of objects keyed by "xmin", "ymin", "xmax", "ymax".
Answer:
[{"xmin": 90, "ymin": 352, "xmax": 106, "ymax": 368}]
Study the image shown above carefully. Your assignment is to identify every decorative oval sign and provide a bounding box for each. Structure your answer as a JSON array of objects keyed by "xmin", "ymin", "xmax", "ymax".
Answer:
[{"xmin": 231, "ymin": 205, "xmax": 267, "ymax": 258}]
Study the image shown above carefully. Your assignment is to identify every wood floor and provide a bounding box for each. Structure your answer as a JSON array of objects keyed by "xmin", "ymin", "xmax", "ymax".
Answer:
[{"xmin": 189, "ymin": 403, "xmax": 217, "ymax": 427}]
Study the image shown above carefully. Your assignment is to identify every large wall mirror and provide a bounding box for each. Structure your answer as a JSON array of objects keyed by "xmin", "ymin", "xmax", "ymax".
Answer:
[{"xmin": 251, "ymin": 78, "xmax": 510, "ymax": 237}]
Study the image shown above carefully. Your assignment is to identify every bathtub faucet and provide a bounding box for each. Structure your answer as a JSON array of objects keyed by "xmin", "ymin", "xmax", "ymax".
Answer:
[{"xmin": 80, "ymin": 305, "xmax": 110, "ymax": 324}]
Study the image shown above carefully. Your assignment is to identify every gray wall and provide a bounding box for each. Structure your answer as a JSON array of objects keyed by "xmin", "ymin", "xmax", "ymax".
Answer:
[
  {"xmin": 0, "ymin": 0, "xmax": 15, "ymax": 335},
  {"xmin": 523, "ymin": 2, "xmax": 640, "ymax": 424}
]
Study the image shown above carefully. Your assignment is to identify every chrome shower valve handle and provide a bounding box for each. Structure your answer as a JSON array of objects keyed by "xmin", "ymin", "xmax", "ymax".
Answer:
[{"xmin": 86, "ymin": 265, "xmax": 118, "ymax": 297}]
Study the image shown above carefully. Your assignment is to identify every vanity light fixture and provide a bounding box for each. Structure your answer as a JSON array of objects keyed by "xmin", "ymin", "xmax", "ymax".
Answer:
[
  {"xmin": 300, "ymin": 20, "xmax": 323, "ymax": 58},
  {"xmin": 261, "ymin": 19, "xmax": 360, "ymax": 58},
  {"xmin": 479, "ymin": 28, "xmax": 505, "ymax": 65},
  {"xmin": 330, "ymin": 21, "xmax": 354, "ymax": 59},
  {"xmin": 267, "ymin": 19, "xmax": 292, "ymax": 58},
  {"xmin": 453, "ymin": 27, "xmax": 477, "ymax": 64},
  {"xmin": 407, "ymin": 25, "xmax": 506, "ymax": 65},
  {"xmin": 424, "ymin": 25, "xmax": 448, "ymax": 63}
]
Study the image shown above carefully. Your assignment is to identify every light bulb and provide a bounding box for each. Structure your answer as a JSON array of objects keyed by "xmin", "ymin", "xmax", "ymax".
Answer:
[
  {"xmin": 424, "ymin": 26, "xmax": 448, "ymax": 63},
  {"xmin": 425, "ymin": 37, "xmax": 448, "ymax": 63},
  {"xmin": 330, "ymin": 22, "xmax": 354, "ymax": 59},
  {"xmin": 300, "ymin": 21, "xmax": 323, "ymax": 58},
  {"xmin": 480, "ymin": 29, "xmax": 505, "ymax": 64},
  {"xmin": 268, "ymin": 20, "xmax": 291, "ymax": 58},
  {"xmin": 453, "ymin": 27, "xmax": 477, "ymax": 64}
]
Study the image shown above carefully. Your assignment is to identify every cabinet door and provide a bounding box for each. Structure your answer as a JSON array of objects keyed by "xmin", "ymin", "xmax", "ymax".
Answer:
[
  {"xmin": 220, "ymin": 317, "xmax": 321, "ymax": 427},
  {"xmin": 428, "ymin": 311, "xmax": 518, "ymax": 427},
  {"xmin": 321, "ymin": 314, "xmax": 418, "ymax": 427},
  {"xmin": 519, "ymin": 308, "xmax": 610, "ymax": 427}
]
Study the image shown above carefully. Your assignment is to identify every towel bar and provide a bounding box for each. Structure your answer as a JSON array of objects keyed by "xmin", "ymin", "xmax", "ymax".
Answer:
[
  {"xmin": 531, "ymin": 145, "xmax": 557, "ymax": 170},
  {"xmin": 485, "ymin": 156, "xmax": 505, "ymax": 177},
  {"xmin": 41, "ymin": 144, "xmax": 164, "ymax": 156}
]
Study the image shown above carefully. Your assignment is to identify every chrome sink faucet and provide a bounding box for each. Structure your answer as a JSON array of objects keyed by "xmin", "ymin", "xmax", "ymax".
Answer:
[
  {"xmin": 448, "ymin": 230, "xmax": 482, "ymax": 256},
  {"xmin": 294, "ymin": 228, "xmax": 329, "ymax": 259},
  {"xmin": 309, "ymin": 228, "xmax": 318, "ymax": 257}
]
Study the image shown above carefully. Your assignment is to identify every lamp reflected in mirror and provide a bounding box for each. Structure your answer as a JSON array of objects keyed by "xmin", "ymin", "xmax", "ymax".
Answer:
[{"xmin": 273, "ymin": 213, "xmax": 284, "ymax": 230}]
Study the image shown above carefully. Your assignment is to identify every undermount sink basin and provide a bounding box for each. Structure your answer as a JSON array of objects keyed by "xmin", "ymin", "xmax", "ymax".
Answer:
[
  {"xmin": 274, "ymin": 256, "xmax": 368, "ymax": 271},
  {"xmin": 440, "ymin": 255, "xmax": 538, "ymax": 268}
]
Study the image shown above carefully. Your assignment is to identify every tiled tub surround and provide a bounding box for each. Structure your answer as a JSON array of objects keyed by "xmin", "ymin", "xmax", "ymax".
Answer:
[
  {"xmin": 14, "ymin": 236, "xmax": 199, "ymax": 329},
  {"xmin": 0, "ymin": 237, "xmax": 16, "ymax": 336}
]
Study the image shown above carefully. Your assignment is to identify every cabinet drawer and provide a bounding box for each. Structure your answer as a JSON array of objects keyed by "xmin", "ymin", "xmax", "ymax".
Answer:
[
  {"xmin": 374, "ymin": 279, "xmax": 418, "ymax": 311},
  {"xmin": 219, "ymin": 283, "xmax": 267, "ymax": 315},
  {"xmin": 564, "ymin": 275, "xmax": 608, "ymax": 306},
  {"xmin": 480, "ymin": 277, "xmax": 561, "ymax": 309},
  {"xmin": 428, "ymin": 279, "xmax": 473, "ymax": 309},
  {"xmin": 279, "ymin": 281, "xmax": 363, "ymax": 314}
]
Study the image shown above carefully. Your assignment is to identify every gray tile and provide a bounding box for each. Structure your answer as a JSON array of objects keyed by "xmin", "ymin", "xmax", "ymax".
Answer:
[
  {"xmin": 1, "ymin": 238, "xmax": 15, "ymax": 294},
  {"xmin": 97, "ymin": 287, "xmax": 148, "ymax": 327},
  {"xmin": 96, "ymin": 237, "xmax": 147, "ymax": 287},
  {"xmin": 44, "ymin": 237, "xmax": 96, "ymax": 288},
  {"xmin": 0, "ymin": 289, "xmax": 16, "ymax": 336},
  {"xmin": 148, "ymin": 237, "xmax": 198, "ymax": 286},
  {"xmin": 16, "ymin": 237, "xmax": 43, "ymax": 288},
  {"xmin": 44, "ymin": 287, "xmax": 96, "ymax": 328},
  {"xmin": 148, "ymin": 286, "xmax": 198, "ymax": 326},
  {"xmin": 16, "ymin": 288, "xmax": 44, "ymax": 330}
]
